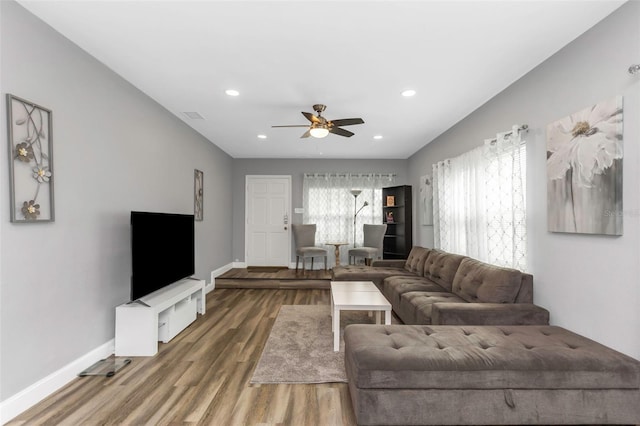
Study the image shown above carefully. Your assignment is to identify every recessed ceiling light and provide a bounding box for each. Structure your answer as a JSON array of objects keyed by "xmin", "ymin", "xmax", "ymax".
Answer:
[
  {"xmin": 373, "ymin": 135, "xmax": 383, "ymax": 140},
  {"xmin": 257, "ymin": 134, "xmax": 267, "ymax": 139},
  {"xmin": 225, "ymin": 89, "xmax": 239, "ymax": 97},
  {"xmin": 401, "ymin": 89, "xmax": 416, "ymax": 97}
]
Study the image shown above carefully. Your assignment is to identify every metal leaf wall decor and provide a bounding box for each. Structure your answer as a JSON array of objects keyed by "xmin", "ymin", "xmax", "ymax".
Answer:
[{"xmin": 6, "ymin": 94, "xmax": 55, "ymax": 222}]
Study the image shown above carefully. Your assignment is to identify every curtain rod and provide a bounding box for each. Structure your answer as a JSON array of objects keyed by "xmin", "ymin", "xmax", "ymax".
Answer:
[
  {"xmin": 487, "ymin": 124, "xmax": 528, "ymax": 144},
  {"xmin": 304, "ymin": 172, "xmax": 397, "ymax": 178}
]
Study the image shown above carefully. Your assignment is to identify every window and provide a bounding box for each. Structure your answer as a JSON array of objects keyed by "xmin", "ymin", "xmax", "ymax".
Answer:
[
  {"xmin": 433, "ymin": 128, "xmax": 526, "ymax": 270},
  {"xmin": 302, "ymin": 173, "xmax": 395, "ymax": 262}
]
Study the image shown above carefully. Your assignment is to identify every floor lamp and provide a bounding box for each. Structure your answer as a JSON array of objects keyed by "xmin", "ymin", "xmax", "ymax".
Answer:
[{"xmin": 350, "ymin": 189, "xmax": 368, "ymax": 247}]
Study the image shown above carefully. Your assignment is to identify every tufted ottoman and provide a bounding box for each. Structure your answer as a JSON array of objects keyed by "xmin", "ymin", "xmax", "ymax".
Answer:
[{"xmin": 344, "ymin": 324, "xmax": 640, "ymax": 425}]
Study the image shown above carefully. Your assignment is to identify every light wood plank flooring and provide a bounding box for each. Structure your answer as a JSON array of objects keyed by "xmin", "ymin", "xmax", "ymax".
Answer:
[{"xmin": 7, "ymin": 288, "xmax": 357, "ymax": 426}]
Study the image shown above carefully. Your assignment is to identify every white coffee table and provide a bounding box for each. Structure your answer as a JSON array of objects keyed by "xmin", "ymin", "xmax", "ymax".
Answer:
[
  {"xmin": 330, "ymin": 281, "xmax": 392, "ymax": 352},
  {"xmin": 331, "ymin": 281, "xmax": 379, "ymax": 292}
]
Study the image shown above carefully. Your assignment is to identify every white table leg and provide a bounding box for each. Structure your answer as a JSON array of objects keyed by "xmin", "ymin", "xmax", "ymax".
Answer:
[
  {"xmin": 331, "ymin": 294, "xmax": 334, "ymax": 332},
  {"xmin": 385, "ymin": 308, "xmax": 391, "ymax": 325},
  {"xmin": 333, "ymin": 307, "xmax": 340, "ymax": 352},
  {"xmin": 375, "ymin": 310, "xmax": 381, "ymax": 324}
]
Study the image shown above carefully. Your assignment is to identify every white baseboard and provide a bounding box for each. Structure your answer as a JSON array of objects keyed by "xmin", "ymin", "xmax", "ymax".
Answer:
[
  {"xmin": 0, "ymin": 339, "xmax": 115, "ymax": 424},
  {"xmin": 209, "ymin": 262, "xmax": 235, "ymax": 293}
]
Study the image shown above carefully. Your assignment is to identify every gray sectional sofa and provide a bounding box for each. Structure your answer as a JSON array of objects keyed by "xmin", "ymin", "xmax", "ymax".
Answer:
[
  {"xmin": 332, "ymin": 246, "xmax": 550, "ymax": 326},
  {"xmin": 333, "ymin": 246, "xmax": 640, "ymax": 425}
]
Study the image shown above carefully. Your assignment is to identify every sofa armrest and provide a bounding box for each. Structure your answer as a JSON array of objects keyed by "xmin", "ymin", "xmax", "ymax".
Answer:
[
  {"xmin": 430, "ymin": 303, "xmax": 550, "ymax": 326},
  {"xmin": 371, "ymin": 259, "xmax": 406, "ymax": 268}
]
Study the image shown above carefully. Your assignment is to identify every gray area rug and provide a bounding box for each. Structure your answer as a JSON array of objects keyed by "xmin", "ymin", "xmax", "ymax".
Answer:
[{"xmin": 251, "ymin": 304, "xmax": 391, "ymax": 384}]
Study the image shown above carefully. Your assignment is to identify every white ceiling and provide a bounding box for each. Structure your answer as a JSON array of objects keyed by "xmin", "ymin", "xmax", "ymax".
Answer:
[{"xmin": 18, "ymin": 0, "xmax": 625, "ymax": 159}]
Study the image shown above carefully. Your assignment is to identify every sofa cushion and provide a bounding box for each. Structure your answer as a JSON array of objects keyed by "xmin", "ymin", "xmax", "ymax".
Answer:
[
  {"xmin": 430, "ymin": 303, "xmax": 550, "ymax": 326},
  {"xmin": 403, "ymin": 246, "xmax": 432, "ymax": 276},
  {"xmin": 452, "ymin": 258, "xmax": 522, "ymax": 303},
  {"xmin": 332, "ymin": 265, "xmax": 414, "ymax": 289},
  {"xmin": 421, "ymin": 250, "xmax": 466, "ymax": 291},
  {"xmin": 398, "ymin": 291, "xmax": 467, "ymax": 324},
  {"xmin": 382, "ymin": 276, "xmax": 445, "ymax": 310},
  {"xmin": 344, "ymin": 325, "xmax": 640, "ymax": 390}
]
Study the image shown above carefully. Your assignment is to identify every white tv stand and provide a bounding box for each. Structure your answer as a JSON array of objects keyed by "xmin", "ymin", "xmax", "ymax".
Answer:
[{"xmin": 115, "ymin": 278, "xmax": 205, "ymax": 356}]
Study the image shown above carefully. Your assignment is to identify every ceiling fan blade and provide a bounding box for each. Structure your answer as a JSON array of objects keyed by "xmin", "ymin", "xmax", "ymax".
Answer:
[
  {"xmin": 272, "ymin": 125, "xmax": 310, "ymax": 128},
  {"xmin": 302, "ymin": 112, "xmax": 320, "ymax": 123},
  {"xmin": 329, "ymin": 127, "xmax": 355, "ymax": 137},
  {"xmin": 300, "ymin": 130, "xmax": 311, "ymax": 138},
  {"xmin": 330, "ymin": 118, "xmax": 364, "ymax": 127}
]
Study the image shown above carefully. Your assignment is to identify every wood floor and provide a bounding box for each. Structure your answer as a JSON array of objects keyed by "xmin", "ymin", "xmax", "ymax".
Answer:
[
  {"xmin": 8, "ymin": 288, "xmax": 358, "ymax": 426},
  {"xmin": 215, "ymin": 268, "xmax": 333, "ymax": 289}
]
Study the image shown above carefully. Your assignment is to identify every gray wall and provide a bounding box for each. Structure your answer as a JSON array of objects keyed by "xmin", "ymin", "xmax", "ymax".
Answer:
[
  {"xmin": 408, "ymin": 1, "xmax": 640, "ymax": 359},
  {"xmin": 0, "ymin": 1, "xmax": 233, "ymax": 400},
  {"xmin": 232, "ymin": 159, "xmax": 408, "ymax": 262}
]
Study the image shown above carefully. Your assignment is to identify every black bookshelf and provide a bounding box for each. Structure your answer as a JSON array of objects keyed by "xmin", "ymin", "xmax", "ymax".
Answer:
[{"xmin": 382, "ymin": 185, "xmax": 412, "ymax": 259}]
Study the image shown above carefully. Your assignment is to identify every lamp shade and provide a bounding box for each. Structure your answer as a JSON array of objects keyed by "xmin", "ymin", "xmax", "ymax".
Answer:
[{"xmin": 309, "ymin": 127, "xmax": 329, "ymax": 138}]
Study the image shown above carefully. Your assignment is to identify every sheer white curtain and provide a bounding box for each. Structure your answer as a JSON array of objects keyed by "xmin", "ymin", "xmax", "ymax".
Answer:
[
  {"xmin": 433, "ymin": 125, "xmax": 527, "ymax": 270},
  {"xmin": 303, "ymin": 173, "xmax": 396, "ymax": 265}
]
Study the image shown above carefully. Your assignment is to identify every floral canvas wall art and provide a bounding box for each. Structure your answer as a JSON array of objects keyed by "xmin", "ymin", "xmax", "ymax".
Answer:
[
  {"xmin": 547, "ymin": 96, "xmax": 623, "ymax": 235},
  {"xmin": 6, "ymin": 94, "xmax": 54, "ymax": 222}
]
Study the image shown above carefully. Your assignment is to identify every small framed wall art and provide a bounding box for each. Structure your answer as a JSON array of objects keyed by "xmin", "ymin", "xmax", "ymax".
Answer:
[
  {"xmin": 6, "ymin": 94, "xmax": 55, "ymax": 222},
  {"xmin": 386, "ymin": 195, "xmax": 395, "ymax": 206},
  {"xmin": 419, "ymin": 174, "xmax": 433, "ymax": 226},
  {"xmin": 194, "ymin": 169, "xmax": 203, "ymax": 221}
]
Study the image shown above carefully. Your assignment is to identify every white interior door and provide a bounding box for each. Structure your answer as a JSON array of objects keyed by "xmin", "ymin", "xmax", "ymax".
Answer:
[{"xmin": 245, "ymin": 176, "xmax": 291, "ymax": 267}]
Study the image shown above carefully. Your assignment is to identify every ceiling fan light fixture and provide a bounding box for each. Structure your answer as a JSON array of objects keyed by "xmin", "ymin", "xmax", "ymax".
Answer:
[
  {"xmin": 309, "ymin": 126, "xmax": 329, "ymax": 138},
  {"xmin": 225, "ymin": 89, "xmax": 239, "ymax": 97},
  {"xmin": 272, "ymin": 104, "xmax": 364, "ymax": 139},
  {"xmin": 401, "ymin": 89, "xmax": 416, "ymax": 97}
]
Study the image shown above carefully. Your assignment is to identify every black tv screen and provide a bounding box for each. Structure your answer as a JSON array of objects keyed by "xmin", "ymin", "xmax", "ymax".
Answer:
[{"xmin": 130, "ymin": 211, "xmax": 195, "ymax": 301}]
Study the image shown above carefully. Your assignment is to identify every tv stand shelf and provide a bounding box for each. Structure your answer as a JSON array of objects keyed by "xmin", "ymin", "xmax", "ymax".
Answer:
[{"xmin": 115, "ymin": 278, "xmax": 205, "ymax": 356}]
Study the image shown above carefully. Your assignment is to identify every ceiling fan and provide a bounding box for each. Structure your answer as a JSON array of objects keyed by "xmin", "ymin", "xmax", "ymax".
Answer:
[{"xmin": 272, "ymin": 104, "xmax": 364, "ymax": 138}]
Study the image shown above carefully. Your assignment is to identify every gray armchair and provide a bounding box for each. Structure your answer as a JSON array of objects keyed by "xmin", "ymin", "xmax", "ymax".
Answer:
[
  {"xmin": 292, "ymin": 224, "xmax": 328, "ymax": 271},
  {"xmin": 348, "ymin": 224, "xmax": 387, "ymax": 265}
]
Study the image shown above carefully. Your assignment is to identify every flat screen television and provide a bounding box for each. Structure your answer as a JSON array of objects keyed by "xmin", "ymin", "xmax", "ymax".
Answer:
[{"xmin": 130, "ymin": 211, "xmax": 195, "ymax": 301}]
